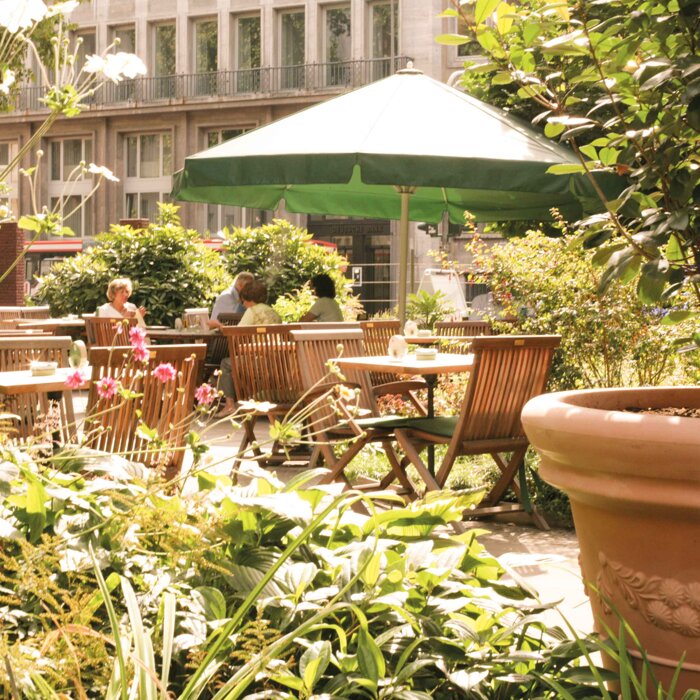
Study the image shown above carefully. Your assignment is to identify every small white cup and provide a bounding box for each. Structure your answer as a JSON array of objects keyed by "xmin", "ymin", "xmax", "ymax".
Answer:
[{"xmin": 388, "ymin": 334, "xmax": 408, "ymax": 359}]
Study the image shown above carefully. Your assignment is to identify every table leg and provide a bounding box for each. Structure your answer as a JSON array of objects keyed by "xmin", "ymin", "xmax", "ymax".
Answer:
[{"xmin": 425, "ymin": 374, "xmax": 437, "ymax": 476}]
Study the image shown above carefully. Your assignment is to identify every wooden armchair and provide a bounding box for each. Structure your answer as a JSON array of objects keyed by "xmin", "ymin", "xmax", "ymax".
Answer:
[
  {"xmin": 0, "ymin": 336, "xmax": 74, "ymax": 442},
  {"xmin": 435, "ymin": 320, "xmax": 492, "ymax": 336},
  {"xmin": 389, "ymin": 335, "xmax": 560, "ymax": 529},
  {"xmin": 84, "ymin": 315, "xmax": 138, "ymax": 348},
  {"xmin": 0, "ymin": 306, "xmax": 24, "ymax": 329},
  {"xmin": 83, "ymin": 344, "xmax": 206, "ymax": 480},
  {"xmin": 221, "ymin": 324, "xmax": 304, "ymax": 469},
  {"xmin": 291, "ymin": 328, "xmax": 416, "ymax": 495},
  {"xmin": 204, "ymin": 312, "xmax": 242, "ymax": 378}
]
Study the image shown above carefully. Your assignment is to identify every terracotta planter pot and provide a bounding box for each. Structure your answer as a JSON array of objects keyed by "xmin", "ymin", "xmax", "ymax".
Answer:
[{"xmin": 521, "ymin": 386, "xmax": 700, "ymax": 694}]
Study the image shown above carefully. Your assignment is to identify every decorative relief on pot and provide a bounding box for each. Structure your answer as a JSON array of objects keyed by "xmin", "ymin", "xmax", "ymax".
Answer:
[{"xmin": 596, "ymin": 552, "xmax": 700, "ymax": 637}]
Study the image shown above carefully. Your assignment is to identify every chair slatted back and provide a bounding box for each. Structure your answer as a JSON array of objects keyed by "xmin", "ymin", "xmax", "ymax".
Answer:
[
  {"xmin": 435, "ymin": 320, "xmax": 492, "ymax": 337},
  {"xmin": 292, "ymin": 329, "xmax": 375, "ymax": 429},
  {"xmin": 0, "ymin": 307, "xmax": 24, "ymax": 329},
  {"xmin": 455, "ymin": 335, "xmax": 560, "ymax": 443},
  {"xmin": 20, "ymin": 306, "xmax": 51, "ymax": 319},
  {"xmin": 222, "ymin": 324, "xmax": 303, "ymax": 409},
  {"xmin": 205, "ymin": 313, "xmax": 243, "ymax": 371},
  {"xmin": 0, "ymin": 336, "xmax": 73, "ymax": 441},
  {"xmin": 297, "ymin": 322, "xmax": 362, "ymax": 330},
  {"xmin": 84, "ymin": 315, "xmax": 138, "ymax": 348},
  {"xmin": 359, "ymin": 320, "xmax": 400, "ymax": 385},
  {"xmin": 84, "ymin": 344, "xmax": 205, "ymax": 477}
]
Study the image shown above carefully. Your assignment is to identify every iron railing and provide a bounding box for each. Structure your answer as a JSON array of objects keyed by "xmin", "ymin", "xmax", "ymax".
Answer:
[{"xmin": 13, "ymin": 56, "xmax": 413, "ymax": 112}]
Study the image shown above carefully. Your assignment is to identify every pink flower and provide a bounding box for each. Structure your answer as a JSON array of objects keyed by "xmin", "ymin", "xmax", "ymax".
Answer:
[
  {"xmin": 153, "ymin": 362, "xmax": 176, "ymax": 383},
  {"xmin": 64, "ymin": 370, "xmax": 87, "ymax": 389},
  {"xmin": 132, "ymin": 344, "xmax": 150, "ymax": 363},
  {"xmin": 194, "ymin": 383, "xmax": 217, "ymax": 405},
  {"xmin": 96, "ymin": 376, "xmax": 118, "ymax": 400},
  {"xmin": 129, "ymin": 326, "xmax": 147, "ymax": 346}
]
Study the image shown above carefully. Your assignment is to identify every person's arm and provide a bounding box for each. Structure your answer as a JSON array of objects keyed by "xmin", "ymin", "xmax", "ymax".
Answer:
[{"xmin": 299, "ymin": 310, "xmax": 318, "ymax": 322}]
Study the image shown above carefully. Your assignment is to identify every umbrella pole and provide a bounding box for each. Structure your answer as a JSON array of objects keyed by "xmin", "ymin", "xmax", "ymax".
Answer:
[{"xmin": 396, "ymin": 186, "xmax": 415, "ymax": 325}]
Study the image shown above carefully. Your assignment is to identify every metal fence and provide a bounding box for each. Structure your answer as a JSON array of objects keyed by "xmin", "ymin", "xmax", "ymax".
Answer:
[{"xmin": 14, "ymin": 56, "xmax": 413, "ymax": 112}]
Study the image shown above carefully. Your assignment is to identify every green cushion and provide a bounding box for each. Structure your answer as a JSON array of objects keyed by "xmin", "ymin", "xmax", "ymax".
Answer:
[{"xmin": 356, "ymin": 415, "xmax": 458, "ymax": 438}]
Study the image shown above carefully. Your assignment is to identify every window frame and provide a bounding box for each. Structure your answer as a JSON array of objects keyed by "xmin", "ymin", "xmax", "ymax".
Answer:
[{"xmin": 122, "ymin": 132, "xmax": 173, "ymax": 220}]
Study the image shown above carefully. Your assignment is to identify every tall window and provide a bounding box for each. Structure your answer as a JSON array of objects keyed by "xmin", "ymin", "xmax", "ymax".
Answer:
[
  {"xmin": 48, "ymin": 137, "xmax": 93, "ymax": 238},
  {"xmin": 74, "ymin": 30, "xmax": 96, "ymax": 75},
  {"xmin": 193, "ymin": 18, "xmax": 218, "ymax": 95},
  {"xmin": 110, "ymin": 26, "xmax": 136, "ymax": 101},
  {"xmin": 0, "ymin": 142, "xmax": 18, "ymax": 217},
  {"xmin": 324, "ymin": 5, "xmax": 351, "ymax": 86},
  {"xmin": 205, "ymin": 129, "xmax": 268, "ymax": 233},
  {"xmin": 235, "ymin": 14, "xmax": 261, "ymax": 92},
  {"xmin": 369, "ymin": 1, "xmax": 398, "ymax": 79},
  {"xmin": 152, "ymin": 22, "xmax": 176, "ymax": 99},
  {"xmin": 124, "ymin": 133, "xmax": 172, "ymax": 221},
  {"xmin": 280, "ymin": 10, "xmax": 305, "ymax": 89}
]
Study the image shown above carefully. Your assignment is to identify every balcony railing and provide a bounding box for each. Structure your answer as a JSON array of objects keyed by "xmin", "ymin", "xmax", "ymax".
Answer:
[{"xmin": 12, "ymin": 56, "xmax": 413, "ymax": 112}]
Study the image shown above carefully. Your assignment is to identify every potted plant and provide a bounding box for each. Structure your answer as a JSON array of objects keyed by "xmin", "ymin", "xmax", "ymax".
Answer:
[{"xmin": 445, "ymin": 0, "xmax": 700, "ymax": 690}]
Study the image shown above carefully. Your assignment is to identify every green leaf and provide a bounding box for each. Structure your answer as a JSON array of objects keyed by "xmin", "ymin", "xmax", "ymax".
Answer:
[
  {"xmin": 25, "ymin": 475, "xmax": 47, "ymax": 542},
  {"xmin": 492, "ymin": 71, "xmax": 514, "ymax": 85},
  {"xmin": 300, "ymin": 640, "xmax": 331, "ymax": 692},
  {"xmin": 546, "ymin": 164, "xmax": 587, "ymax": 175},
  {"xmin": 496, "ymin": 2, "xmax": 515, "ymax": 34},
  {"xmin": 666, "ymin": 234, "xmax": 685, "ymax": 263},
  {"xmin": 193, "ymin": 586, "xmax": 227, "ymax": 620},
  {"xmin": 18, "ymin": 216, "xmax": 41, "ymax": 233},
  {"xmin": 544, "ymin": 122, "xmax": 566, "ymax": 138},
  {"xmin": 475, "ymin": 0, "xmax": 501, "ymax": 24},
  {"xmin": 637, "ymin": 260, "xmax": 669, "ymax": 304},
  {"xmin": 579, "ymin": 144, "xmax": 598, "ymax": 160},
  {"xmin": 662, "ymin": 310, "xmax": 698, "ymax": 325},
  {"xmin": 356, "ymin": 627, "xmax": 385, "ymax": 685},
  {"xmin": 437, "ymin": 8, "xmax": 459, "ymax": 18},
  {"xmin": 436, "ymin": 33, "xmax": 471, "ymax": 46}
]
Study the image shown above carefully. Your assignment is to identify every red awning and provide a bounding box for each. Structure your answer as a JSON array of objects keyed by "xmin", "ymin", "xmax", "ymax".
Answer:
[{"xmin": 24, "ymin": 239, "xmax": 83, "ymax": 253}]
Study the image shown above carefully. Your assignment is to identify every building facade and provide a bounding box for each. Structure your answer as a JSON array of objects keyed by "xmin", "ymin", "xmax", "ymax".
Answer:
[{"xmin": 1, "ymin": 0, "xmax": 480, "ymax": 312}]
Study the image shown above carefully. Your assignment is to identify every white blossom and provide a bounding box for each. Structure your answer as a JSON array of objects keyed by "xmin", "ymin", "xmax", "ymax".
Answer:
[
  {"xmin": 46, "ymin": 0, "xmax": 80, "ymax": 17},
  {"xmin": 82, "ymin": 54, "xmax": 106, "ymax": 74},
  {"xmin": 87, "ymin": 163, "xmax": 119, "ymax": 182},
  {"xmin": 0, "ymin": 69, "xmax": 15, "ymax": 95},
  {"xmin": 0, "ymin": 0, "xmax": 48, "ymax": 33},
  {"xmin": 83, "ymin": 52, "xmax": 147, "ymax": 83}
]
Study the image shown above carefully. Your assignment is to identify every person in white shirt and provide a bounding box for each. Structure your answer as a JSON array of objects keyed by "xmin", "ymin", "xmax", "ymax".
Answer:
[
  {"xmin": 300, "ymin": 274, "xmax": 343, "ymax": 323},
  {"xmin": 97, "ymin": 278, "xmax": 146, "ymax": 327},
  {"xmin": 208, "ymin": 271, "xmax": 255, "ymax": 329}
]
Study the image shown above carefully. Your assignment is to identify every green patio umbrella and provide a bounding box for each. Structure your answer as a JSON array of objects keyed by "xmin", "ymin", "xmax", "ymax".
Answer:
[{"xmin": 172, "ymin": 68, "xmax": 621, "ymax": 321}]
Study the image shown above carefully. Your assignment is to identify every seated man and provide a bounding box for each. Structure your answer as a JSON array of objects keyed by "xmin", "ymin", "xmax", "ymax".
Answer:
[{"xmin": 208, "ymin": 271, "xmax": 254, "ymax": 329}]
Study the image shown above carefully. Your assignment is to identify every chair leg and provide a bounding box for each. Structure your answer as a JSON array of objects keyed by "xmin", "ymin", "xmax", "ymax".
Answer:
[
  {"xmin": 320, "ymin": 435, "xmax": 369, "ymax": 486},
  {"xmin": 393, "ymin": 430, "xmax": 441, "ymax": 492},
  {"xmin": 378, "ymin": 441, "xmax": 418, "ymax": 497},
  {"xmin": 231, "ymin": 415, "xmax": 263, "ymax": 475}
]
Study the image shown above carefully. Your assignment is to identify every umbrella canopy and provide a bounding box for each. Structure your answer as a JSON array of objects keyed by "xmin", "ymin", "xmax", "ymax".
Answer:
[{"xmin": 173, "ymin": 68, "xmax": 622, "ymax": 320}]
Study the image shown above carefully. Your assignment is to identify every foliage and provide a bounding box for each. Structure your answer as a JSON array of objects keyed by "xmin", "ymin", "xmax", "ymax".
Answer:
[
  {"xmin": 469, "ymin": 230, "xmax": 688, "ymax": 389},
  {"xmin": 219, "ymin": 219, "xmax": 359, "ymax": 313},
  {"xmin": 441, "ymin": 0, "xmax": 700, "ymax": 339},
  {"xmin": 0, "ymin": 437, "xmax": 621, "ymax": 698},
  {"xmin": 34, "ymin": 204, "xmax": 232, "ymax": 326},
  {"xmin": 406, "ymin": 290, "xmax": 454, "ymax": 329}
]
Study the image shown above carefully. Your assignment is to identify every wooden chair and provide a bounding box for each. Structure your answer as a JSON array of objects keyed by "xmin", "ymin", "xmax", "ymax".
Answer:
[
  {"xmin": 290, "ymin": 328, "xmax": 425, "ymax": 495},
  {"xmin": 83, "ymin": 315, "xmax": 138, "ymax": 348},
  {"xmin": 0, "ymin": 307, "xmax": 24, "ymax": 329},
  {"xmin": 20, "ymin": 306, "xmax": 51, "ymax": 319},
  {"xmin": 435, "ymin": 320, "xmax": 492, "ymax": 336},
  {"xmin": 221, "ymin": 324, "xmax": 304, "ymax": 469},
  {"xmin": 204, "ymin": 312, "xmax": 243, "ymax": 378},
  {"xmin": 388, "ymin": 335, "xmax": 560, "ymax": 529},
  {"xmin": 0, "ymin": 336, "xmax": 75, "ymax": 443},
  {"xmin": 83, "ymin": 344, "xmax": 206, "ymax": 480},
  {"xmin": 359, "ymin": 319, "xmax": 427, "ymax": 412},
  {"xmin": 297, "ymin": 321, "xmax": 362, "ymax": 330}
]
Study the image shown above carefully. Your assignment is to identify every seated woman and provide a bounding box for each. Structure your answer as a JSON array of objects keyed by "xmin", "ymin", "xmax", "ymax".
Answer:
[
  {"xmin": 300, "ymin": 273, "xmax": 343, "ymax": 323},
  {"xmin": 97, "ymin": 278, "xmax": 147, "ymax": 327},
  {"xmin": 217, "ymin": 280, "xmax": 281, "ymax": 417}
]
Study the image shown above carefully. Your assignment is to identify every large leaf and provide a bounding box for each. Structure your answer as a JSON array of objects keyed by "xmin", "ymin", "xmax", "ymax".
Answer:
[
  {"xmin": 300, "ymin": 640, "xmax": 331, "ymax": 692},
  {"xmin": 637, "ymin": 260, "xmax": 669, "ymax": 304},
  {"xmin": 475, "ymin": 0, "xmax": 502, "ymax": 24},
  {"xmin": 356, "ymin": 627, "xmax": 385, "ymax": 686}
]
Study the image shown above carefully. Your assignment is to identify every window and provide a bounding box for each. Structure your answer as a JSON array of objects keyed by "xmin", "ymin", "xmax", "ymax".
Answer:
[
  {"xmin": 205, "ymin": 129, "xmax": 268, "ymax": 233},
  {"xmin": 112, "ymin": 25, "xmax": 135, "ymax": 52},
  {"xmin": 456, "ymin": 6, "xmax": 480, "ymax": 57},
  {"xmin": 154, "ymin": 23, "xmax": 176, "ymax": 76},
  {"xmin": 193, "ymin": 18, "xmax": 218, "ymax": 95},
  {"xmin": 235, "ymin": 14, "xmax": 261, "ymax": 92},
  {"xmin": 279, "ymin": 10, "xmax": 305, "ymax": 89},
  {"xmin": 324, "ymin": 5, "xmax": 351, "ymax": 86},
  {"xmin": 47, "ymin": 137, "xmax": 94, "ymax": 237},
  {"xmin": 369, "ymin": 1, "xmax": 398, "ymax": 79},
  {"xmin": 75, "ymin": 30, "xmax": 96, "ymax": 74},
  {"xmin": 0, "ymin": 142, "xmax": 18, "ymax": 217},
  {"xmin": 123, "ymin": 133, "xmax": 172, "ymax": 220}
]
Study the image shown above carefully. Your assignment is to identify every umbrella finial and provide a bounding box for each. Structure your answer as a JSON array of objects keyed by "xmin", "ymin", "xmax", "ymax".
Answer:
[{"xmin": 397, "ymin": 61, "xmax": 422, "ymax": 75}]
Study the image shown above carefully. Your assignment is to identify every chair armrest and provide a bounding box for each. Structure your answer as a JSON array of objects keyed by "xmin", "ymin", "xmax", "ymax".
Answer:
[{"xmin": 372, "ymin": 379, "xmax": 426, "ymax": 396}]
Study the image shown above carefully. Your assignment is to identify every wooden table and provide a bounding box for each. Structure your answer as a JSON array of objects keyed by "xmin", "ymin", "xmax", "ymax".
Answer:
[
  {"xmin": 0, "ymin": 366, "xmax": 90, "ymax": 444},
  {"xmin": 16, "ymin": 317, "xmax": 86, "ymax": 338},
  {"xmin": 146, "ymin": 327, "xmax": 218, "ymax": 343},
  {"xmin": 337, "ymin": 352, "xmax": 473, "ymax": 474}
]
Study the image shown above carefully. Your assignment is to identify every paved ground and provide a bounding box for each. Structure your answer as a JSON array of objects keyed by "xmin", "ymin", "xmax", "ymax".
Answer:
[{"xmin": 73, "ymin": 393, "xmax": 594, "ymax": 636}]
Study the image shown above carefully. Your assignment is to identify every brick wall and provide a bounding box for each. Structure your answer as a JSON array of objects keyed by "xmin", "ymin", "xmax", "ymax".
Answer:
[{"xmin": 0, "ymin": 222, "xmax": 26, "ymax": 305}]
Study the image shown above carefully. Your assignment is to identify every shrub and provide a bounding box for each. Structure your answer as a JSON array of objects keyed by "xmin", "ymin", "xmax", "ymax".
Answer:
[
  {"xmin": 469, "ymin": 230, "xmax": 687, "ymax": 390},
  {"xmin": 34, "ymin": 204, "xmax": 232, "ymax": 326},
  {"xmin": 220, "ymin": 219, "xmax": 358, "ymax": 316}
]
